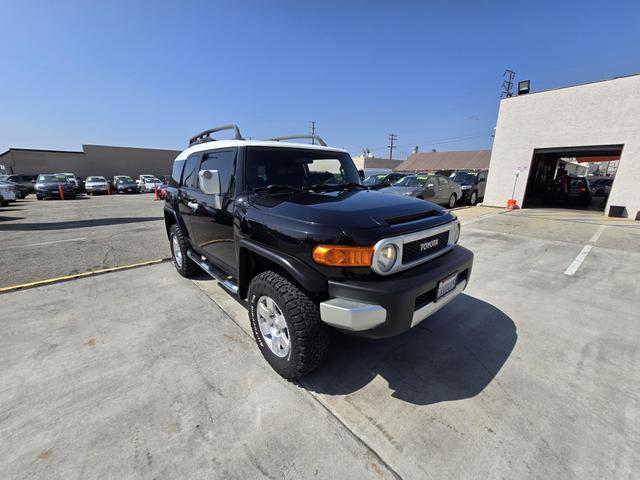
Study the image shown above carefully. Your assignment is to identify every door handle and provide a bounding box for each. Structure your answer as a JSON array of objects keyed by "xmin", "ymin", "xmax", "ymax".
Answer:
[{"xmin": 187, "ymin": 201, "xmax": 198, "ymax": 211}]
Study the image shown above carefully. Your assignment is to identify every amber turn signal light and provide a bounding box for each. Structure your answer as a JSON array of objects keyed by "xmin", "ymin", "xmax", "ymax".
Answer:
[{"xmin": 312, "ymin": 245, "xmax": 374, "ymax": 267}]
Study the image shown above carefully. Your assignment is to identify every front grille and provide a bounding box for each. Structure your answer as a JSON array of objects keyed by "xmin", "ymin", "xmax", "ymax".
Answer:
[{"xmin": 402, "ymin": 231, "xmax": 450, "ymax": 264}]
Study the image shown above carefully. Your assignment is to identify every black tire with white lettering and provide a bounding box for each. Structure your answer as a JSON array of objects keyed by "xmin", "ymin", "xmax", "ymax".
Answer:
[{"xmin": 248, "ymin": 270, "xmax": 329, "ymax": 380}]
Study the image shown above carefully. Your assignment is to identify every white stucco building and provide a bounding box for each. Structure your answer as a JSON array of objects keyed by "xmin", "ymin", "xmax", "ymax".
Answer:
[{"xmin": 484, "ymin": 73, "xmax": 640, "ymax": 218}]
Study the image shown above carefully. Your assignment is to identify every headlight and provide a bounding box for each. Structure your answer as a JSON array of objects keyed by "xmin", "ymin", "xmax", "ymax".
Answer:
[
  {"xmin": 404, "ymin": 192, "xmax": 413, "ymax": 196},
  {"xmin": 453, "ymin": 221, "xmax": 461, "ymax": 243},
  {"xmin": 461, "ymin": 185, "xmax": 472, "ymax": 190},
  {"xmin": 376, "ymin": 244, "xmax": 398, "ymax": 273}
]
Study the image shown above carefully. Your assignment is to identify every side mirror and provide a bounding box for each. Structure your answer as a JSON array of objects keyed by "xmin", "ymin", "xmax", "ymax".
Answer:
[
  {"xmin": 199, "ymin": 169, "xmax": 221, "ymax": 195},
  {"xmin": 427, "ymin": 183, "xmax": 435, "ymax": 188}
]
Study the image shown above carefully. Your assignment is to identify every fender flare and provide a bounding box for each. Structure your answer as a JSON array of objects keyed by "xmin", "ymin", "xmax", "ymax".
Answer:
[{"xmin": 238, "ymin": 239, "xmax": 327, "ymax": 298}]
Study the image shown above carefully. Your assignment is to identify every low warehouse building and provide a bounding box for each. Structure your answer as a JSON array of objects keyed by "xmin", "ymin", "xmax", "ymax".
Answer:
[
  {"xmin": 0, "ymin": 144, "xmax": 180, "ymax": 179},
  {"xmin": 484, "ymin": 73, "xmax": 640, "ymax": 218},
  {"xmin": 396, "ymin": 149, "xmax": 491, "ymax": 173}
]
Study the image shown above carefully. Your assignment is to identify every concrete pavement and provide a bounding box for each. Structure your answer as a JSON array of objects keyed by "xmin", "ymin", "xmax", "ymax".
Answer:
[
  {"xmin": 1, "ymin": 207, "xmax": 639, "ymax": 479},
  {"xmin": 0, "ymin": 195, "xmax": 168, "ymax": 288}
]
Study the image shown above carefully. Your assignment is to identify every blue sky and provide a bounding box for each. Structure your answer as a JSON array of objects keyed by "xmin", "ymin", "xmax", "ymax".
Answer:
[{"xmin": 1, "ymin": 1, "xmax": 639, "ymax": 158}]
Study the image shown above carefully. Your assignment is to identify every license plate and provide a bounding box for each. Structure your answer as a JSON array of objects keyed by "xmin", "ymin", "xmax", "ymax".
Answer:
[
  {"xmin": 127, "ymin": 189, "xmax": 132, "ymax": 191},
  {"xmin": 436, "ymin": 272, "xmax": 458, "ymax": 300}
]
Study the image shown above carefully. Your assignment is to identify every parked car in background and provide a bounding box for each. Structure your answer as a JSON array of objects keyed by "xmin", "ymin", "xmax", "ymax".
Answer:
[
  {"xmin": 590, "ymin": 178, "xmax": 613, "ymax": 196},
  {"xmin": 0, "ymin": 179, "xmax": 29, "ymax": 199},
  {"xmin": 35, "ymin": 174, "xmax": 76, "ymax": 200},
  {"xmin": 0, "ymin": 182, "xmax": 17, "ymax": 205},
  {"xmin": 363, "ymin": 172, "xmax": 407, "ymax": 190},
  {"xmin": 114, "ymin": 177, "xmax": 140, "ymax": 194},
  {"xmin": 55, "ymin": 172, "xmax": 80, "ymax": 191},
  {"xmin": 157, "ymin": 182, "xmax": 168, "ymax": 199},
  {"xmin": 544, "ymin": 175, "xmax": 593, "ymax": 206},
  {"xmin": 140, "ymin": 177, "xmax": 162, "ymax": 193},
  {"xmin": 137, "ymin": 174, "xmax": 155, "ymax": 187},
  {"xmin": 0, "ymin": 174, "xmax": 36, "ymax": 194},
  {"xmin": 85, "ymin": 176, "xmax": 110, "ymax": 195},
  {"xmin": 449, "ymin": 170, "xmax": 488, "ymax": 206},
  {"xmin": 380, "ymin": 174, "xmax": 462, "ymax": 208}
]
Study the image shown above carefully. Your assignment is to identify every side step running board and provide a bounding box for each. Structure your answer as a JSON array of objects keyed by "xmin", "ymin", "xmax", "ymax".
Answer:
[{"xmin": 186, "ymin": 250, "xmax": 239, "ymax": 295}]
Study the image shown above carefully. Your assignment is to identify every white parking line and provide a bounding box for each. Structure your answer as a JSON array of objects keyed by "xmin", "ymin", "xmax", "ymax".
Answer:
[
  {"xmin": 5, "ymin": 237, "xmax": 87, "ymax": 249},
  {"xmin": 589, "ymin": 225, "xmax": 606, "ymax": 243},
  {"xmin": 564, "ymin": 245, "xmax": 593, "ymax": 276}
]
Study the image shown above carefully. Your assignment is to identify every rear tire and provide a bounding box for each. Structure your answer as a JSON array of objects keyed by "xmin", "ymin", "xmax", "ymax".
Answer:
[
  {"xmin": 448, "ymin": 193, "xmax": 457, "ymax": 209},
  {"xmin": 248, "ymin": 271, "xmax": 329, "ymax": 380},
  {"xmin": 169, "ymin": 224, "xmax": 198, "ymax": 277}
]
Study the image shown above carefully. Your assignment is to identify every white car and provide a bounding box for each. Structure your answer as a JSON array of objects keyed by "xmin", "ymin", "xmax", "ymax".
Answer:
[
  {"xmin": 0, "ymin": 183, "xmax": 17, "ymax": 206},
  {"xmin": 140, "ymin": 177, "xmax": 162, "ymax": 192},
  {"xmin": 85, "ymin": 176, "xmax": 110, "ymax": 195},
  {"xmin": 137, "ymin": 174, "xmax": 155, "ymax": 187}
]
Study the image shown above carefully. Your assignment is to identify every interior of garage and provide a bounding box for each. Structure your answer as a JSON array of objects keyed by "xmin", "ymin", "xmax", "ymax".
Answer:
[{"xmin": 522, "ymin": 145, "xmax": 622, "ymax": 211}]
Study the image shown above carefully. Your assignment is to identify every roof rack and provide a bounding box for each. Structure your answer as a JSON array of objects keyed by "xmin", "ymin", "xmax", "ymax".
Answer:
[
  {"xmin": 268, "ymin": 134, "xmax": 327, "ymax": 147},
  {"xmin": 189, "ymin": 124, "xmax": 243, "ymax": 146}
]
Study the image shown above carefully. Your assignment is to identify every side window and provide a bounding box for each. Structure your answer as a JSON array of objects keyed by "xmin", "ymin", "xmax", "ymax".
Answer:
[
  {"xmin": 438, "ymin": 177, "xmax": 448, "ymax": 185},
  {"xmin": 170, "ymin": 159, "xmax": 185, "ymax": 188},
  {"xmin": 200, "ymin": 149, "xmax": 237, "ymax": 195},
  {"xmin": 478, "ymin": 173, "xmax": 486, "ymax": 182},
  {"xmin": 181, "ymin": 155, "xmax": 201, "ymax": 189}
]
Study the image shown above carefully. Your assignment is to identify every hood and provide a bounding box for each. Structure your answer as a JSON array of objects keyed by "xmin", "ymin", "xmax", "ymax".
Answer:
[
  {"xmin": 37, "ymin": 181, "xmax": 73, "ymax": 187},
  {"xmin": 379, "ymin": 186, "xmax": 419, "ymax": 196},
  {"xmin": 248, "ymin": 189, "xmax": 445, "ymax": 229}
]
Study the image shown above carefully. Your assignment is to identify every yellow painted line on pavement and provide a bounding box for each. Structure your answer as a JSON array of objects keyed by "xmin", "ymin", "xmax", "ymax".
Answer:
[{"xmin": 0, "ymin": 258, "xmax": 170, "ymax": 295}]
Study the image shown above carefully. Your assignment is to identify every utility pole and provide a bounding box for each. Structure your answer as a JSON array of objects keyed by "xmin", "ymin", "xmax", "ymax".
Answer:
[
  {"xmin": 310, "ymin": 121, "xmax": 316, "ymax": 144},
  {"xmin": 501, "ymin": 69, "xmax": 515, "ymax": 98},
  {"xmin": 388, "ymin": 133, "xmax": 397, "ymax": 160}
]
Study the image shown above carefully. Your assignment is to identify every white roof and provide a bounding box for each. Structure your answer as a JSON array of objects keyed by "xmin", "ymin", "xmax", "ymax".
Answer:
[{"xmin": 175, "ymin": 140, "xmax": 347, "ymax": 161}]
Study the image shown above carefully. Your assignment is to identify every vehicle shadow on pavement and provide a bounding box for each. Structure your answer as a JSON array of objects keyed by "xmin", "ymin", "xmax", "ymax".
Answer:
[
  {"xmin": 0, "ymin": 216, "xmax": 163, "ymax": 231},
  {"xmin": 303, "ymin": 294, "xmax": 517, "ymax": 405}
]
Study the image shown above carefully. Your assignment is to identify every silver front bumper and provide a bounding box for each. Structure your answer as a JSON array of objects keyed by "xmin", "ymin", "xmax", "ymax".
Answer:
[
  {"xmin": 319, "ymin": 279, "xmax": 466, "ymax": 332},
  {"xmin": 319, "ymin": 299, "xmax": 387, "ymax": 331},
  {"xmin": 411, "ymin": 279, "xmax": 466, "ymax": 327}
]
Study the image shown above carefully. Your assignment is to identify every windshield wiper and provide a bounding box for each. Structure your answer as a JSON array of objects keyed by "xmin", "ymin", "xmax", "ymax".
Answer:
[{"xmin": 253, "ymin": 184, "xmax": 302, "ymax": 194}]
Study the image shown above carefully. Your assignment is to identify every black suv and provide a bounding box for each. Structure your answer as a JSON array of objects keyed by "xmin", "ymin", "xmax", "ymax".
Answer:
[{"xmin": 164, "ymin": 125, "xmax": 473, "ymax": 379}]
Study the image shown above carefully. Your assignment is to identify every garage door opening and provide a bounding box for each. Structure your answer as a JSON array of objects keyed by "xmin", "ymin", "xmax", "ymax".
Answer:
[{"xmin": 523, "ymin": 145, "xmax": 623, "ymax": 211}]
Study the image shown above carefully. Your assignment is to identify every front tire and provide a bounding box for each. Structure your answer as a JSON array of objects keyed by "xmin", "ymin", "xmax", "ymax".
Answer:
[
  {"xmin": 169, "ymin": 224, "xmax": 198, "ymax": 277},
  {"xmin": 248, "ymin": 271, "xmax": 329, "ymax": 380},
  {"xmin": 468, "ymin": 190, "xmax": 478, "ymax": 206},
  {"xmin": 448, "ymin": 193, "xmax": 457, "ymax": 209}
]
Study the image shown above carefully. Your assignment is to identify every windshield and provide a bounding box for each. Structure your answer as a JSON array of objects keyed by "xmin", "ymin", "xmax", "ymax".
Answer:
[
  {"xmin": 117, "ymin": 178, "xmax": 135, "ymax": 184},
  {"xmin": 363, "ymin": 174, "xmax": 387, "ymax": 186},
  {"xmin": 86, "ymin": 176, "xmax": 106, "ymax": 182},
  {"xmin": 244, "ymin": 147, "xmax": 361, "ymax": 191},
  {"xmin": 393, "ymin": 175, "xmax": 429, "ymax": 187},
  {"xmin": 145, "ymin": 178, "xmax": 161, "ymax": 183},
  {"xmin": 0, "ymin": 175, "xmax": 9, "ymax": 181},
  {"xmin": 450, "ymin": 171, "xmax": 478, "ymax": 183},
  {"xmin": 38, "ymin": 175, "xmax": 68, "ymax": 183}
]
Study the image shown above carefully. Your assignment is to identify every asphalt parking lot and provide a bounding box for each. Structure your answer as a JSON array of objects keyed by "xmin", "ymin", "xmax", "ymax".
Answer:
[
  {"xmin": 1, "ymin": 201, "xmax": 640, "ymax": 479},
  {"xmin": 0, "ymin": 194, "xmax": 168, "ymax": 289}
]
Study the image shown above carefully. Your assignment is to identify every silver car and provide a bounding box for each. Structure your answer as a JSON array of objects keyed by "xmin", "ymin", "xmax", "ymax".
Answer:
[
  {"xmin": 380, "ymin": 174, "xmax": 462, "ymax": 209},
  {"xmin": 85, "ymin": 176, "xmax": 110, "ymax": 195}
]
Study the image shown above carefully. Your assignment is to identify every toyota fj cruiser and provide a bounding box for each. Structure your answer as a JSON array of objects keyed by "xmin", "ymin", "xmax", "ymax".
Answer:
[{"xmin": 164, "ymin": 125, "xmax": 473, "ymax": 379}]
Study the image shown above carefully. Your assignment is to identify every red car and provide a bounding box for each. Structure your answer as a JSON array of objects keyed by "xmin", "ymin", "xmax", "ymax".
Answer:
[{"xmin": 157, "ymin": 183, "xmax": 168, "ymax": 199}]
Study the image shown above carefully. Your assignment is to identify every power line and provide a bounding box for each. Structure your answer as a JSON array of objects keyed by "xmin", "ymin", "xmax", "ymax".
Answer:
[
  {"xmin": 369, "ymin": 130, "xmax": 494, "ymax": 153},
  {"xmin": 388, "ymin": 133, "xmax": 397, "ymax": 160}
]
